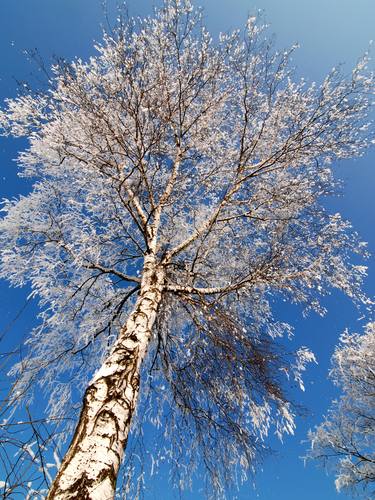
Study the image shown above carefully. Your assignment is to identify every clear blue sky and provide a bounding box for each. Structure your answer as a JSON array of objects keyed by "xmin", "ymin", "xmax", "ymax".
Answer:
[{"xmin": 0, "ymin": 1, "xmax": 374, "ymax": 499}]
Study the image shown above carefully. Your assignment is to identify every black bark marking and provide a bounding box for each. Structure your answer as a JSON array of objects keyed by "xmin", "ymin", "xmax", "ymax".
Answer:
[{"xmin": 54, "ymin": 465, "xmax": 117, "ymax": 499}]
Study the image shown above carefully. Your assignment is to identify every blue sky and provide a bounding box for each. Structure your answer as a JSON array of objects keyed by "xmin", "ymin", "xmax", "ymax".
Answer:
[{"xmin": 0, "ymin": 1, "xmax": 374, "ymax": 499}]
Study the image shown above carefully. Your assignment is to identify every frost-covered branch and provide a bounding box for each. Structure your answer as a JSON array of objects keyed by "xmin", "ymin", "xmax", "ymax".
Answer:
[{"xmin": 308, "ymin": 322, "xmax": 375, "ymax": 498}]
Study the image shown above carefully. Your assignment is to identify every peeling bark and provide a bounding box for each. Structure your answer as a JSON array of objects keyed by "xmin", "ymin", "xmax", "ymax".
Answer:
[{"xmin": 47, "ymin": 254, "xmax": 164, "ymax": 499}]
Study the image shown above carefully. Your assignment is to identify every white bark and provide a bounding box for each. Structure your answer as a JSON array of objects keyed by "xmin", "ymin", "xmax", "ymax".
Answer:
[{"xmin": 47, "ymin": 254, "xmax": 164, "ymax": 499}]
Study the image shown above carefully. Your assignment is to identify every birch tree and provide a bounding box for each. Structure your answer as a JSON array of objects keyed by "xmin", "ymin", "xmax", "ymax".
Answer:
[
  {"xmin": 0, "ymin": 0, "xmax": 374, "ymax": 497},
  {"xmin": 308, "ymin": 323, "xmax": 375, "ymax": 499}
]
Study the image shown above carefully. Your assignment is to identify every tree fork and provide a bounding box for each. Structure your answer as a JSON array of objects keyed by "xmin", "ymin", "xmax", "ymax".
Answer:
[{"xmin": 47, "ymin": 254, "xmax": 164, "ymax": 499}]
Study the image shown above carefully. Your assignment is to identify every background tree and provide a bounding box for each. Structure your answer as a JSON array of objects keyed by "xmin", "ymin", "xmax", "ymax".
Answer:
[
  {"xmin": 308, "ymin": 322, "xmax": 375, "ymax": 499},
  {"xmin": 0, "ymin": 0, "xmax": 374, "ymax": 497}
]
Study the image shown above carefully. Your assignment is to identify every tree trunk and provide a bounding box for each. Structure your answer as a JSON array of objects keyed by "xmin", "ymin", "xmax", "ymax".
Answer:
[{"xmin": 47, "ymin": 254, "xmax": 164, "ymax": 499}]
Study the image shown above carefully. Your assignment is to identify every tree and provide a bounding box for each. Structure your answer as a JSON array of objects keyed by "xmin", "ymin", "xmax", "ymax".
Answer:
[
  {"xmin": 308, "ymin": 323, "xmax": 375, "ymax": 499},
  {"xmin": 0, "ymin": 0, "xmax": 374, "ymax": 497}
]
